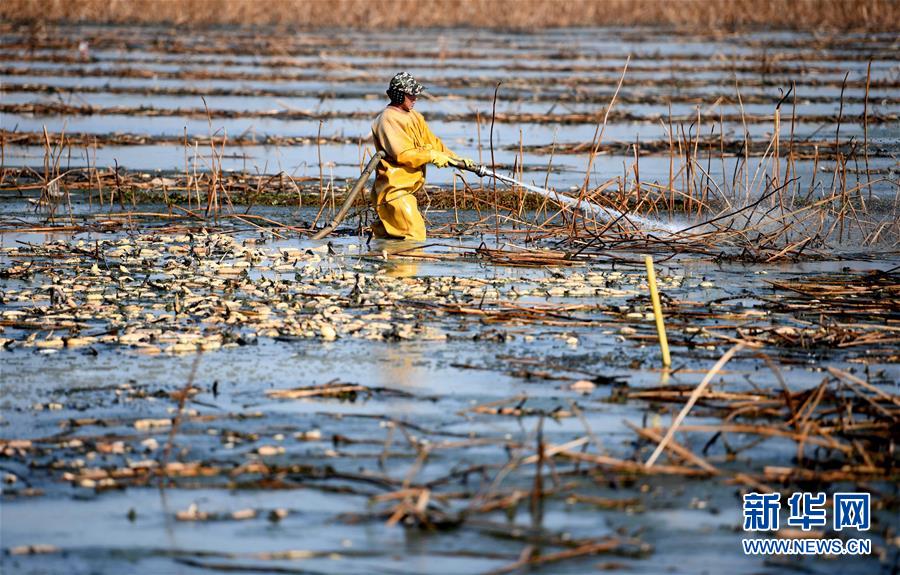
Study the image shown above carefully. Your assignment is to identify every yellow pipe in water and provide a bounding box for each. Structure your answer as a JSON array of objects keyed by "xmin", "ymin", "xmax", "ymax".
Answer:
[{"xmin": 644, "ymin": 255, "xmax": 671, "ymax": 368}]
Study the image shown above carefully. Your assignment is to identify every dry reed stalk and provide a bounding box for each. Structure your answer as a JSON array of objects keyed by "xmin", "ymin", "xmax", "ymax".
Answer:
[
  {"xmin": 701, "ymin": 122, "xmax": 714, "ymax": 220},
  {"xmin": 827, "ymin": 367, "xmax": 900, "ymax": 407},
  {"xmin": 773, "ymin": 107, "xmax": 780, "ymax": 198},
  {"xmin": 316, "ymin": 119, "xmax": 324, "ymax": 206},
  {"xmin": 518, "ymin": 128, "xmax": 527, "ymax": 220},
  {"xmin": 526, "ymin": 128, "xmax": 557, "ymax": 232},
  {"xmin": 218, "ymin": 129, "xmax": 235, "ymax": 214},
  {"xmin": 183, "ymin": 126, "xmax": 189, "ymax": 209},
  {"xmin": 834, "ymin": 72, "xmax": 849, "ymax": 242},
  {"xmin": 231, "ymin": 215, "xmax": 286, "ymax": 239},
  {"xmin": 63, "ymin": 139, "xmax": 75, "ymax": 223},
  {"xmin": 112, "ymin": 158, "xmax": 124, "ymax": 210},
  {"xmin": 0, "ymin": 131, "xmax": 5, "ymax": 189},
  {"xmin": 718, "ymin": 109, "xmax": 728, "ymax": 200},
  {"xmin": 81, "ymin": 141, "xmax": 91, "ymax": 210},
  {"xmin": 40, "ymin": 125, "xmax": 50, "ymax": 188},
  {"xmin": 626, "ymin": 421, "xmax": 719, "ymax": 474},
  {"xmin": 486, "ymin": 537, "xmax": 640, "ymax": 575},
  {"xmin": 452, "ymin": 173, "xmax": 459, "ymax": 226},
  {"xmin": 693, "ymin": 107, "xmax": 701, "ymax": 219},
  {"xmin": 633, "ymin": 139, "xmax": 641, "ymax": 206},
  {"xmin": 92, "ymin": 140, "xmax": 102, "ymax": 208},
  {"xmin": 675, "ymin": 124, "xmax": 687, "ymax": 213},
  {"xmin": 39, "ymin": 125, "xmax": 61, "ymax": 218},
  {"xmin": 863, "ymin": 60, "xmax": 872, "ymax": 200},
  {"xmin": 191, "ymin": 141, "xmax": 200, "ymax": 208},
  {"xmin": 734, "ymin": 81, "xmax": 752, "ymax": 205},
  {"xmin": 786, "ymin": 83, "xmax": 798, "ymax": 210},
  {"xmin": 688, "ymin": 161, "xmax": 728, "ymax": 212},
  {"xmin": 529, "ymin": 415, "xmax": 544, "ymax": 528},
  {"xmin": 490, "ymin": 82, "xmax": 500, "ymax": 244},
  {"xmin": 667, "ymin": 103, "xmax": 675, "ymax": 215},
  {"xmin": 579, "ymin": 56, "xmax": 630, "ymax": 216},
  {"xmin": 645, "ymin": 342, "xmax": 747, "ymax": 468},
  {"xmin": 200, "ymin": 96, "xmax": 231, "ymax": 219}
]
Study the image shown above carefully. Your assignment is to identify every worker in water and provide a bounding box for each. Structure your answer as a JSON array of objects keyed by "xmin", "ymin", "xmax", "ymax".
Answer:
[{"xmin": 371, "ymin": 72, "xmax": 474, "ymax": 241}]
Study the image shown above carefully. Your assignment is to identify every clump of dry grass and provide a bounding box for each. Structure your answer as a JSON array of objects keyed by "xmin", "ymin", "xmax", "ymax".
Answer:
[{"xmin": 2, "ymin": 0, "xmax": 898, "ymax": 32}]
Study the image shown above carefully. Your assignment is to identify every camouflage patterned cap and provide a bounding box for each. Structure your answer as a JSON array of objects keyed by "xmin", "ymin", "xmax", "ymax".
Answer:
[{"xmin": 386, "ymin": 72, "xmax": 425, "ymax": 102}]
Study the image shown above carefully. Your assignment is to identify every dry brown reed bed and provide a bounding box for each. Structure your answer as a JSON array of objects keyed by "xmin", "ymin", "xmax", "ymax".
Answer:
[
  {"xmin": 2, "ymin": 0, "xmax": 898, "ymax": 32},
  {"xmin": 3, "ymin": 131, "xmax": 894, "ymax": 164},
  {"xmin": 2, "ymin": 30, "xmax": 896, "ymax": 62},
  {"xmin": 5, "ymin": 65, "xmax": 899, "ymax": 92},
  {"xmin": 7, "ymin": 81, "xmax": 899, "ymax": 108},
  {"xmin": 4, "ymin": 164, "xmax": 897, "ymax": 265},
  {"xmin": 622, "ymin": 364, "xmax": 899, "ymax": 484},
  {"xmin": 0, "ymin": 130, "xmax": 363, "ymax": 149},
  {"xmin": 2, "ymin": 79, "xmax": 898, "ymax": 264},
  {"xmin": 4, "ymin": 101, "xmax": 899, "ymax": 126},
  {"xmin": 6, "ymin": 50, "xmax": 900, "ymax": 76}
]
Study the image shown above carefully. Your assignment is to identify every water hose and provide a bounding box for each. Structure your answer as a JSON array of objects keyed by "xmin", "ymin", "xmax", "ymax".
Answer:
[
  {"xmin": 449, "ymin": 159, "xmax": 673, "ymax": 230},
  {"xmin": 310, "ymin": 150, "xmax": 385, "ymax": 240}
]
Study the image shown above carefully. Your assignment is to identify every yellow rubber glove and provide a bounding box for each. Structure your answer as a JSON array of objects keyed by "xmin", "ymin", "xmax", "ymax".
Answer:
[
  {"xmin": 429, "ymin": 150, "xmax": 453, "ymax": 168},
  {"xmin": 457, "ymin": 157, "xmax": 476, "ymax": 169}
]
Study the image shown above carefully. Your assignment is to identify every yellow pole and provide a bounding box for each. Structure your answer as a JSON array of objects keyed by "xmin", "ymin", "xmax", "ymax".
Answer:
[{"xmin": 644, "ymin": 255, "xmax": 671, "ymax": 368}]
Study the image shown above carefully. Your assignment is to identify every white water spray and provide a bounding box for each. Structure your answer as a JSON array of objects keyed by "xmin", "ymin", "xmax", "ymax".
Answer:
[{"xmin": 474, "ymin": 165, "xmax": 681, "ymax": 233}]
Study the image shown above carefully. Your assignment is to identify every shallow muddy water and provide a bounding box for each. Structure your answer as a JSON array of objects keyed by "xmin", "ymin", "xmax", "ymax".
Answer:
[{"xmin": 1, "ymin": 207, "xmax": 898, "ymax": 574}]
